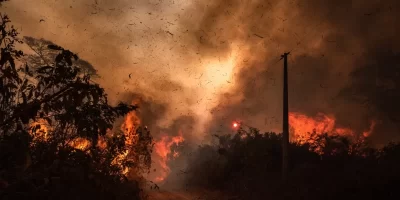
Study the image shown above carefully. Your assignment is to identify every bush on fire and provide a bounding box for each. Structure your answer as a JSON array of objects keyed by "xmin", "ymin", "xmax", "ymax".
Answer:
[{"xmin": 0, "ymin": 7, "xmax": 152, "ymax": 200}]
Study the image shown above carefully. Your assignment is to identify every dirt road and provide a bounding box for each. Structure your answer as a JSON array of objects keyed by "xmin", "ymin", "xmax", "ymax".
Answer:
[
  {"xmin": 147, "ymin": 190, "xmax": 238, "ymax": 200},
  {"xmin": 147, "ymin": 191, "xmax": 191, "ymax": 200}
]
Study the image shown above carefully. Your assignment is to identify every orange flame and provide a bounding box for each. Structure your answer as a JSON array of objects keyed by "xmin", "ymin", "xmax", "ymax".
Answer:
[
  {"xmin": 121, "ymin": 110, "xmax": 141, "ymax": 146},
  {"xmin": 289, "ymin": 112, "xmax": 353, "ymax": 138},
  {"xmin": 96, "ymin": 135, "xmax": 108, "ymax": 150},
  {"xmin": 152, "ymin": 133, "xmax": 185, "ymax": 183},
  {"xmin": 29, "ymin": 119, "xmax": 50, "ymax": 141},
  {"xmin": 69, "ymin": 137, "xmax": 91, "ymax": 150},
  {"xmin": 289, "ymin": 112, "xmax": 377, "ymax": 142},
  {"xmin": 116, "ymin": 101, "xmax": 141, "ymax": 175},
  {"xmin": 29, "ymin": 119, "xmax": 108, "ymax": 151}
]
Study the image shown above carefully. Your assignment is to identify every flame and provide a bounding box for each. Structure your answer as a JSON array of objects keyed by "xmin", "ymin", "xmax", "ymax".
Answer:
[
  {"xmin": 26, "ymin": 101, "xmax": 144, "ymax": 176},
  {"xmin": 152, "ymin": 133, "xmax": 185, "ymax": 183},
  {"xmin": 289, "ymin": 112, "xmax": 354, "ymax": 142},
  {"xmin": 29, "ymin": 118, "xmax": 50, "ymax": 141},
  {"xmin": 289, "ymin": 112, "xmax": 377, "ymax": 143},
  {"xmin": 232, "ymin": 122, "xmax": 239, "ymax": 128},
  {"xmin": 29, "ymin": 119, "xmax": 108, "ymax": 151},
  {"xmin": 116, "ymin": 101, "xmax": 141, "ymax": 175},
  {"xmin": 121, "ymin": 110, "xmax": 141, "ymax": 147},
  {"xmin": 97, "ymin": 135, "xmax": 108, "ymax": 150},
  {"xmin": 69, "ymin": 137, "xmax": 91, "ymax": 150}
]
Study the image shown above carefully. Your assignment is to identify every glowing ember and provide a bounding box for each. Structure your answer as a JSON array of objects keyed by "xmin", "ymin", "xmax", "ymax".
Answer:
[
  {"xmin": 362, "ymin": 120, "xmax": 377, "ymax": 137},
  {"xmin": 29, "ymin": 119, "xmax": 50, "ymax": 141},
  {"xmin": 69, "ymin": 137, "xmax": 91, "ymax": 151},
  {"xmin": 232, "ymin": 122, "xmax": 239, "ymax": 128},
  {"xmin": 172, "ymin": 151, "xmax": 179, "ymax": 158},
  {"xmin": 97, "ymin": 136, "xmax": 108, "ymax": 150}
]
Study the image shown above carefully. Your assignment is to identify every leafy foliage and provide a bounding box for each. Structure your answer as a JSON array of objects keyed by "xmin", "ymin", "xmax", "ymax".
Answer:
[
  {"xmin": 22, "ymin": 36, "xmax": 98, "ymax": 76},
  {"xmin": 0, "ymin": 9, "xmax": 152, "ymax": 200}
]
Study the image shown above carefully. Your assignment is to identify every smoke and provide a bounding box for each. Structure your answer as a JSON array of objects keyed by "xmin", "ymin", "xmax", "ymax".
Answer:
[
  {"xmin": 180, "ymin": 0, "xmax": 400, "ymax": 145},
  {"xmin": 1, "ymin": 0, "xmax": 222, "ymax": 142},
  {"xmin": 2, "ymin": 0, "xmax": 400, "ymax": 183}
]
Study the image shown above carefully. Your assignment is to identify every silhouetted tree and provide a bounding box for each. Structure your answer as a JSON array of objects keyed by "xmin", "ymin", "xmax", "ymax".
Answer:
[
  {"xmin": 0, "ymin": 6, "xmax": 152, "ymax": 200},
  {"xmin": 22, "ymin": 36, "xmax": 98, "ymax": 76}
]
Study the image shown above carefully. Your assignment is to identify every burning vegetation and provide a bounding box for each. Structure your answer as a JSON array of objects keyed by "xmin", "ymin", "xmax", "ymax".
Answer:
[
  {"xmin": 152, "ymin": 133, "xmax": 185, "ymax": 183},
  {"xmin": 0, "ymin": 12, "xmax": 152, "ymax": 199},
  {"xmin": 2, "ymin": 0, "xmax": 400, "ymax": 199},
  {"xmin": 288, "ymin": 112, "xmax": 377, "ymax": 144}
]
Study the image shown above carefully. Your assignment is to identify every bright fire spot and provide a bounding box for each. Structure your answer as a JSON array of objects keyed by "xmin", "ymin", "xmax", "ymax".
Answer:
[
  {"xmin": 117, "ymin": 103, "xmax": 142, "ymax": 175},
  {"xmin": 29, "ymin": 118, "xmax": 50, "ymax": 141},
  {"xmin": 289, "ymin": 112, "xmax": 354, "ymax": 142},
  {"xmin": 289, "ymin": 112, "xmax": 377, "ymax": 142},
  {"xmin": 69, "ymin": 137, "xmax": 91, "ymax": 151},
  {"xmin": 121, "ymin": 111, "xmax": 141, "ymax": 146},
  {"xmin": 232, "ymin": 122, "xmax": 239, "ymax": 128},
  {"xmin": 152, "ymin": 133, "xmax": 185, "ymax": 183}
]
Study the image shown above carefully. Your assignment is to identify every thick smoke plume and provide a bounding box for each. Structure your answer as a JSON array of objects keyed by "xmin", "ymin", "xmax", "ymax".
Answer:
[
  {"xmin": 2, "ymin": 0, "xmax": 400, "ymax": 182},
  {"xmin": 181, "ymin": 0, "xmax": 400, "ymax": 146}
]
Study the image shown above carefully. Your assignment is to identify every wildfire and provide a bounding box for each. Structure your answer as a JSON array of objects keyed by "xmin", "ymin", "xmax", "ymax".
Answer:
[
  {"xmin": 289, "ymin": 112, "xmax": 377, "ymax": 142},
  {"xmin": 69, "ymin": 137, "xmax": 91, "ymax": 151},
  {"xmin": 121, "ymin": 110, "xmax": 141, "ymax": 147},
  {"xmin": 29, "ymin": 118, "xmax": 50, "ymax": 141},
  {"xmin": 152, "ymin": 133, "xmax": 185, "ymax": 183},
  {"xmin": 29, "ymin": 119, "xmax": 110, "ymax": 151},
  {"xmin": 116, "ymin": 102, "xmax": 142, "ymax": 175},
  {"xmin": 26, "ymin": 101, "xmax": 144, "ymax": 176}
]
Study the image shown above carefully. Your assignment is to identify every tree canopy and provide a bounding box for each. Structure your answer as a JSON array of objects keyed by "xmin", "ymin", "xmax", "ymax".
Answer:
[{"xmin": 0, "ymin": 7, "xmax": 153, "ymax": 200}]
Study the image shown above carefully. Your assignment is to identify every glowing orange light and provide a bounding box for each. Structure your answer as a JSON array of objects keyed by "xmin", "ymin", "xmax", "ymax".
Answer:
[
  {"xmin": 152, "ymin": 133, "xmax": 185, "ymax": 183},
  {"xmin": 233, "ymin": 122, "xmax": 239, "ymax": 128}
]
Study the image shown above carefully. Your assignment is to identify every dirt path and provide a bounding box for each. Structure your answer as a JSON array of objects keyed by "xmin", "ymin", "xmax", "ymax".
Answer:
[
  {"xmin": 147, "ymin": 189, "xmax": 239, "ymax": 200},
  {"xmin": 147, "ymin": 191, "xmax": 192, "ymax": 200}
]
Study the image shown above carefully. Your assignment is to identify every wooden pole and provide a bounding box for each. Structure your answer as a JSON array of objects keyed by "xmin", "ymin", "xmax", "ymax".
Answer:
[{"xmin": 281, "ymin": 52, "xmax": 290, "ymax": 182}]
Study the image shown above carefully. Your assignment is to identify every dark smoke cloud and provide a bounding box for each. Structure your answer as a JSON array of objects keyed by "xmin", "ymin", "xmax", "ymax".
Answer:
[
  {"xmin": 2, "ymin": 0, "xmax": 400, "ymax": 147},
  {"xmin": 121, "ymin": 92, "xmax": 199, "ymax": 143},
  {"xmin": 182, "ymin": 0, "xmax": 400, "ymax": 145}
]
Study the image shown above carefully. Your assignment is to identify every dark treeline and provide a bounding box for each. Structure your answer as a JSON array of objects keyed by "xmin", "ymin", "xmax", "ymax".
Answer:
[
  {"xmin": 0, "ymin": 3, "xmax": 153, "ymax": 200},
  {"xmin": 180, "ymin": 127, "xmax": 400, "ymax": 200}
]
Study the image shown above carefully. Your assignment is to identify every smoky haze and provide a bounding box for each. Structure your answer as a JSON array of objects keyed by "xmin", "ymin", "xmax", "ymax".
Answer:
[
  {"xmin": 183, "ymin": 0, "xmax": 400, "ymax": 146},
  {"xmin": 2, "ymin": 0, "xmax": 400, "ymax": 149}
]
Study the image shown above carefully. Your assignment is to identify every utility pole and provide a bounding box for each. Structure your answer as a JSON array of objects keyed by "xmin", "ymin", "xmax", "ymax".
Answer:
[{"xmin": 281, "ymin": 52, "xmax": 290, "ymax": 182}]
